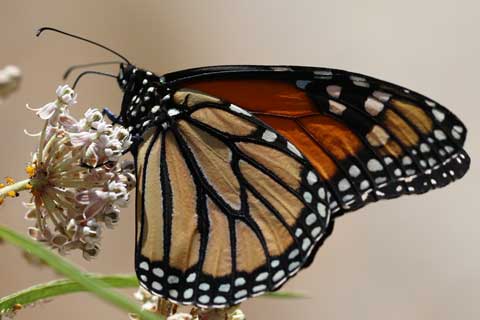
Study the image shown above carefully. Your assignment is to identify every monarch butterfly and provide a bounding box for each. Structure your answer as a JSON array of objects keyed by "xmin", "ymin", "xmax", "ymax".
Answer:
[{"xmin": 38, "ymin": 28, "xmax": 470, "ymax": 308}]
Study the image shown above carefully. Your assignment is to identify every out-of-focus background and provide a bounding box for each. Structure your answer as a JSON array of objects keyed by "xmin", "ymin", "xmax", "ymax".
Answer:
[{"xmin": 0, "ymin": 1, "xmax": 479, "ymax": 319}]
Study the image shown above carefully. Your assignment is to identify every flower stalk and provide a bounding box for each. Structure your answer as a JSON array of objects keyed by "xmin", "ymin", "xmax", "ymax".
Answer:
[{"xmin": 0, "ymin": 179, "xmax": 31, "ymax": 204}]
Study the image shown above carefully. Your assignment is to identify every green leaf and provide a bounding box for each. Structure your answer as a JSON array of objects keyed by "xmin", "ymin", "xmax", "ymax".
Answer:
[{"xmin": 0, "ymin": 225, "xmax": 163, "ymax": 320}]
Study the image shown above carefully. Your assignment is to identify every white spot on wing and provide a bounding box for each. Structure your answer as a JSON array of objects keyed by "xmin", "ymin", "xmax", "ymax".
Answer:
[
  {"xmin": 151, "ymin": 105, "xmax": 160, "ymax": 113},
  {"xmin": 153, "ymin": 268, "xmax": 164, "ymax": 278},
  {"xmin": 317, "ymin": 203, "xmax": 326, "ymax": 217},
  {"xmin": 305, "ymin": 213, "xmax": 317, "ymax": 226},
  {"xmin": 311, "ymin": 226, "xmax": 322, "ymax": 238},
  {"xmin": 451, "ymin": 128, "xmax": 462, "ymax": 140},
  {"xmin": 287, "ymin": 142, "xmax": 303, "ymax": 158},
  {"xmin": 360, "ymin": 180, "xmax": 370, "ymax": 190},
  {"xmin": 372, "ymin": 91, "xmax": 392, "ymax": 102},
  {"xmin": 272, "ymin": 270, "xmax": 286, "ymax": 282},
  {"xmin": 432, "ymin": 109, "xmax": 445, "ymax": 122},
  {"xmin": 152, "ymin": 281, "xmax": 162, "ymax": 290},
  {"xmin": 367, "ymin": 159, "xmax": 383, "ymax": 172},
  {"xmin": 303, "ymin": 191, "xmax": 312, "ymax": 203},
  {"xmin": 420, "ymin": 143, "xmax": 430, "ymax": 153},
  {"xmin": 328, "ymin": 100, "xmax": 347, "ymax": 115},
  {"xmin": 230, "ymin": 104, "xmax": 251, "ymax": 116},
  {"xmin": 234, "ymin": 290, "xmax": 247, "ymax": 298},
  {"xmin": 219, "ymin": 284, "xmax": 230, "ymax": 292},
  {"xmin": 364, "ymin": 97, "xmax": 384, "ymax": 116},
  {"xmin": 434, "ymin": 129, "xmax": 447, "ymax": 141},
  {"xmin": 338, "ymin": 178, "xmax": 351, "ymax": 191},
  {"xmin": 183, "ymin": 288, "xmax": 193, "ymax": 299},
  {"xmin": 167, "ymin": 276, "xmax": 179, "ymax": 284},
  {"xmin": 326, "ymin": 85, "xmax": 342, "ymax": 98},
  {"xmin": 199, "ymin": 283, "xmax": 210, "ymax": 291},
  {"xmin": 366, "ymin": 125, "xmax": 390, "ymax": 146},
  {"xmin": 214, "ymin": 296, "xmax": 227, "ymax": 304},
  {"xmin": 255, "ymin": 272, "xmax": 269, "ymax": 282},
  {"xmin": 349, "ymin": 165, "xmax": 361, "ymax": 178},
  {"xmin": 302, "ymin": 238, "xmax": 312, "ymax": 251},
  {"xmin": 167, "ymin": 108, "xmax": 180, "ymax": 117},
  {"xmin": 262, "ymin": 130, "xmax": 277, "ymax": 142},
  {"xmin": 235, "ymin": 277, "xmax": 246, "ymax": 286},
  {"xmin": 307, "ymin": 171, "xmax": 318, "ymax": 185},
  {"xmin": 252, "ymin": 285, "xmax": 267, "ymax": 293}
]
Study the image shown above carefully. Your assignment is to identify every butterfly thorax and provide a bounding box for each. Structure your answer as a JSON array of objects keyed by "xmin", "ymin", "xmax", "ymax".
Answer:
[{"xmin": 119, "ymin": 66, "xmax": 181, "ymax": 139}]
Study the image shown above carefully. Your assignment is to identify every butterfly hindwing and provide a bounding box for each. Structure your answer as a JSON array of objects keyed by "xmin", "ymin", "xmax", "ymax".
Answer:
[{"xmin": 135, "ymin": 89, "xmax": 333, "ymax": 308}]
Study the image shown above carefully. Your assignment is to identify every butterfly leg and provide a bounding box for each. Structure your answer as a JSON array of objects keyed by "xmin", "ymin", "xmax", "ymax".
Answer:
[{"xmin": 102, "ymin": 107, "xmax": 123, "ymax": 125}]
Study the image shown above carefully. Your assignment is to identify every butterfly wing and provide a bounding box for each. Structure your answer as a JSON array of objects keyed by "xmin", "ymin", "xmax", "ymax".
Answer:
[
  {"xmin": 164, "ymin": 65, "xmax": 470, "ymax": 217},
  {"xmin": 135, "ymin": 89, "xmax": 333, "ymax": 308}
]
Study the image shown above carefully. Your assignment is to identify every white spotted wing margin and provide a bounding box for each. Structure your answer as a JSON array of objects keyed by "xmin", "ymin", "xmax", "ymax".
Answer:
[
  {"xmin": 301, "ymin": 75, "xmax": 470, "ymax": 217},
  {"xmin": 134, "ymin": 91, "xmax": 334, "ymax": 308}
]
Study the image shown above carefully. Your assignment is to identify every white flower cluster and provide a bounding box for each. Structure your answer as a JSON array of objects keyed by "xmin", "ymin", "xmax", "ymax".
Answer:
[
  {"xmin": 0, "ymin": 65, "xmax": 21, "ymax": 101},
  {"xmin": 25, "ymin": 85, "xmax": 135, "ymax": 260}
]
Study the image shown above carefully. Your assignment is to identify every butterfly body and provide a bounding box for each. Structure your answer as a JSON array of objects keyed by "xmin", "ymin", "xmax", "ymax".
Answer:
[{"xmin": 114, "ymin": 64, "xmax": 470, "ymax": 308}]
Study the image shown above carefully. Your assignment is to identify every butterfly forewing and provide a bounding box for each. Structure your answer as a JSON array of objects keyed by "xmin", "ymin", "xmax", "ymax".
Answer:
[
  {"xmin": 135, "ymin": 89, "xmax": 333, "ymax": 307},
  {"xmin": 165, "ymin": 66, "xmax": 470, "ymax": 216}
]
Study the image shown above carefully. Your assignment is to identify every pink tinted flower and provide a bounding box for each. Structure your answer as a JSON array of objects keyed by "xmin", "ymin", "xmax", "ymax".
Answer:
[{"xmin": 24, "ymin": 85, "xmax": 135, "ymax": 259}]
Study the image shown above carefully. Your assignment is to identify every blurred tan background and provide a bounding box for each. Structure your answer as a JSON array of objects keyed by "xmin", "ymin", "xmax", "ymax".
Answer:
[{"xmin": 0, "ymin": 0, "xmax": 479, "ymax": 319}]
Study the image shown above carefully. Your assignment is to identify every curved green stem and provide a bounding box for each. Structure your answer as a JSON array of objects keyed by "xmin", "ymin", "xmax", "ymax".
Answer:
[
  {"xmin": 0, "ymin": 274, "xmax": 138, "ymax": 313},
  {"xmin": 0, "ymin": 225, "xmax": 163, "ymax": 320}
]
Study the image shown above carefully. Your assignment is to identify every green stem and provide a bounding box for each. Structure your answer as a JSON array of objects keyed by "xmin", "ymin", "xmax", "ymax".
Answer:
[
  {"xmin": 0, "ymin": 274, "xmax": 138, "ymax": 313},
  {"xmin": 0, "ymin": 179, "xmax": 31, "ymax": 198},
  {"xmin": 0, "ymin": 225, "xmax": 163, "ymax": 320}
]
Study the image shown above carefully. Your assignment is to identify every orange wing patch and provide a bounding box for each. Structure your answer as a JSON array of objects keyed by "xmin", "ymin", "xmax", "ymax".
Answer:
[
  {"xmin": 186, "ymin": 79, "xmax": 317, "ymax": 117},
  {"xmin": 299, "ymin": 115, "xmax": 363, "ymax": 160},
  {"xmin": 391, "ymin": 99, "xmax": 433, "ymax": 135}
]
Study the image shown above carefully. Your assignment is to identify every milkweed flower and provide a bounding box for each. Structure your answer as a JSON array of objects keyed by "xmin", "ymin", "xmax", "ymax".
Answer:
[
  {"xmin": 0, "ymin": 85, "xmax": 135, "ymax": 260},
  {"xmin": 0, "ymin": 65, "xmax": 21, "ymax": 101}
]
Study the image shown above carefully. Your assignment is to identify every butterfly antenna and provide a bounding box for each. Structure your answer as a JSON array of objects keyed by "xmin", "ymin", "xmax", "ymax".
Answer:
[
  {"xmin": 72, "ymin": 70, "xmax": 117, "ymax": 90},
  {"xmin": 36, "ymin": 27, "xmax": 131, "ymax": 64},
  {"xmin": 63, "ymin": 61, "xmax": 122, "ymax": 80}
]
